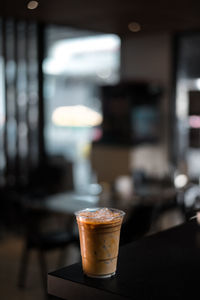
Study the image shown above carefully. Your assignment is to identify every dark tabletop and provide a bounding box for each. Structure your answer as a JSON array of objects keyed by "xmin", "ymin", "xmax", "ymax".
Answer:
[{"xmin": 48, "ymin": 220, "xmax": 200, "ymax": 299}]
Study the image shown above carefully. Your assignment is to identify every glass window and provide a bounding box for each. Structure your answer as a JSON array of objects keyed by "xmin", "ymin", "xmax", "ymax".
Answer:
[
  {"xmin": 43, "ymin": 25, "xmax": 120, "ymax": 192},
  {"xmin": 175, "ymin": 33, "xmax": 200, "ymax": 180}
]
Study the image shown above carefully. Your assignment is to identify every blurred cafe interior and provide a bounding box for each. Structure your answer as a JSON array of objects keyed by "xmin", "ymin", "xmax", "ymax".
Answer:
[{"xmin": 2, "ymin": 0, "xmax": 200, "ymax": 298}]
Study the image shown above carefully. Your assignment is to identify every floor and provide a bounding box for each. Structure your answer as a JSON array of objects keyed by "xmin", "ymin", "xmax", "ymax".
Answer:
[{"xmin": 0, "ymin": 233, "xmax": 80, "ymax": 300}]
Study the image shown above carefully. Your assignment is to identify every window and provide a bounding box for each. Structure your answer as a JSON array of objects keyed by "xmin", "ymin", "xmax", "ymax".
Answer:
[{"xmin": 43, "ymin": 25, "xmax": 120, "ymax": 192}]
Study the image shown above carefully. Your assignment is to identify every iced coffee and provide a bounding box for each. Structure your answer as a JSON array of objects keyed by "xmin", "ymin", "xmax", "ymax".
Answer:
[{"xmin": 75, "ymin": 207, "xmax": 125, "ymax": 278}]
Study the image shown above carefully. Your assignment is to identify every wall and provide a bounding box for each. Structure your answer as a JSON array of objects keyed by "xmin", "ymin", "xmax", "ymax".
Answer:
[
  {"xmin": 91, "ymin": 33, "xmax": 172, "ymax": 184},
  {"xmin": 121, "ymin": 33, "xmax": 172, "ymax": 177}
]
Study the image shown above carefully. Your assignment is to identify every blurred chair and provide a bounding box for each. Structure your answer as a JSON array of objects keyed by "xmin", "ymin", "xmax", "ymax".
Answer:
[
  {"xmin": 120, "ymin": 191, "xmax": 185, "ymax": 245},
  {"xmin": 27, "ymin": 156, "xmax": 74, "ymax": 197},
  {"xmin": 0, "ymin": 187, "xmax": 24, "ymax": 235},
  {"xmin": 148, "ymin": 190, "xmax": 186, "ymax": 233},
  {"xmin": 18, "ymin": 208, "xmax": 79, "ymax": 292},
  {"xmin": 120, "ymin": 204, "xmax": 155, "ymax": 245}
]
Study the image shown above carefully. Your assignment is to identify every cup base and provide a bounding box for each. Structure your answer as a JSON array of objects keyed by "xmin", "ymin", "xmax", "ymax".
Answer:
[{"xmin": 84, "ymin": 271, "xmax": 116, "ymax": 279}]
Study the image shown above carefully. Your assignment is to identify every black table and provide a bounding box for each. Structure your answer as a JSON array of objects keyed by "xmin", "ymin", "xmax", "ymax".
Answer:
[{"xmin": 48, "ymin": 220, "xmax": 200, "ymax": 299}]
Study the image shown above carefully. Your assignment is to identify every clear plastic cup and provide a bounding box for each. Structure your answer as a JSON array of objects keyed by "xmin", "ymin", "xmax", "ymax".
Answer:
[{"xmin": 75, "ymin": 207, "xmax": 125, "ymax": 278}]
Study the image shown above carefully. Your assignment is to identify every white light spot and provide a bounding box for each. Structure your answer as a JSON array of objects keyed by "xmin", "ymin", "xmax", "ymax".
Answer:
[
  {"xmin": 195, "ymin": 79, "xmax": 200, "ymax": 90},
  {"xmin": 174, "ymin": 174, "xmax": 188, "ymax": 188}
]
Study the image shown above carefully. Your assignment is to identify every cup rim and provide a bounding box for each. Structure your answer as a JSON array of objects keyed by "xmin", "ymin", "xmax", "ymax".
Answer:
[{"xmin": 75, "ymin": 207, "xmax": 125, "ymax": 220}]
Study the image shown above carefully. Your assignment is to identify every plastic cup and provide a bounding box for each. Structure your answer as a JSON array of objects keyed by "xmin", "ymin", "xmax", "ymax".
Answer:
[{"xmin": 75, "ymin": 207, "xmax": 125, "ymax": 278}]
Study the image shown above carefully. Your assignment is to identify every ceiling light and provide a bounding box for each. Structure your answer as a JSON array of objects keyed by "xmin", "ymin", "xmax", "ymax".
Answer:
[
  {"xmin": 128, "ymin": 22, "xmax": 141, "ymax": 33},
  {"xmin": 27, "ymin": 1, "xmax": 39, "ymax": 10}
]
